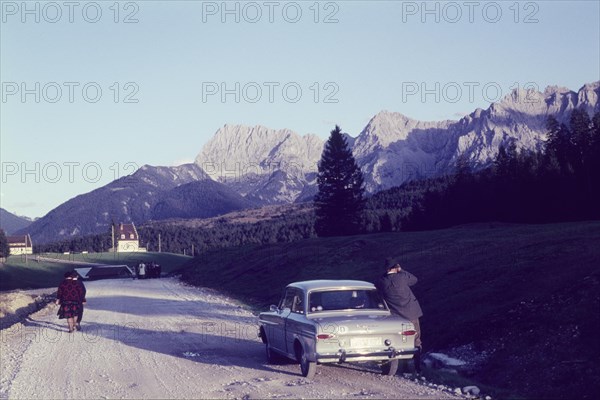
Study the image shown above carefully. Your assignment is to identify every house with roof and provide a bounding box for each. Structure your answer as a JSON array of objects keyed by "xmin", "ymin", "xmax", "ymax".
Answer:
[
  {"xmin": 110, "ymin": 223, "xmax": 147, "ymax": 253},
  {"xmin": 7, "ymin": 234, "xmax": 33, "ymax": 255}
]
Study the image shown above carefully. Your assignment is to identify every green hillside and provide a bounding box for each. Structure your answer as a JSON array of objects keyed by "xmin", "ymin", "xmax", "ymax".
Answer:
[
  {"xmin": 180, "ymin": 221, "xmax": 600, "ymax": 400},
  {"xmin": 0, "ymin": 252, "xmax": 191, "ymax": 291}
]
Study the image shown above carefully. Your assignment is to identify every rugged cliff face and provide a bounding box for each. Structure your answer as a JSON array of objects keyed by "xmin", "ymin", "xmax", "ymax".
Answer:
[
  {"xmin": 354, "ymin": 82, "xmax": 600, "ymax": 192},
  {"xmin": 195, "ymin": 82, "xmax": 599, "ymax": 196},
  {"xmin": 194, "ymin": 124, "xmax": 324, "ymax": 204}
]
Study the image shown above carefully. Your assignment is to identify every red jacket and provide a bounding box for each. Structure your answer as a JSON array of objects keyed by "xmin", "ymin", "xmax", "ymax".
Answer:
[{"xmin": 57, "ymin": 279, "xmax": 85, "ymax": 303}]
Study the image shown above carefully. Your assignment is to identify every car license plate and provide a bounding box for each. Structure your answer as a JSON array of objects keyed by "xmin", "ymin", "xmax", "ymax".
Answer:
[{"xmin": 350, "ymin": 337, "xmax": 381, "ymax": 348}]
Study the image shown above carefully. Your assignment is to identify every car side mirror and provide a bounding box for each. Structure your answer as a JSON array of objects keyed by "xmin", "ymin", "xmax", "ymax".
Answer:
[{"xmin": 270, "ymin": 305, "xmax": 278, "ymax": 312}]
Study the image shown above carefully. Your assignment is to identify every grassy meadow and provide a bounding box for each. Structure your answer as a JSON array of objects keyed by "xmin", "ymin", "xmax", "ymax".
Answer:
[{"xmin": 0, "ymin": 252, "xmax": 192, "ymax": 291}]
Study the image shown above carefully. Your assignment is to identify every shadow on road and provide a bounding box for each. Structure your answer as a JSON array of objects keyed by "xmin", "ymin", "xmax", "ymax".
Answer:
[
  {"xmin": 22, "ymin": 316, "xmax": 68, "ymax": 332},
  {"xmin": 85, "ymin": 294, "xmax": 257, "ymax": 325},
  {"xmin": 76, "ymin": 321, "xmax": 299, "ymax": 377}
]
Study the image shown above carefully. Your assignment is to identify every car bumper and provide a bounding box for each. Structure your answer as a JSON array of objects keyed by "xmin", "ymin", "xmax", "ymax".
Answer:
[{"xmin": 317, "ymin": 347, "xmax": 418, "ymax": 363}]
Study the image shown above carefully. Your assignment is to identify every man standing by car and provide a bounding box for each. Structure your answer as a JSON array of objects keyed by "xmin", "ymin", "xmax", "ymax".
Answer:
[{"xmin": 376, "ymin": 258, "xmax": 423, "ymax": 374}]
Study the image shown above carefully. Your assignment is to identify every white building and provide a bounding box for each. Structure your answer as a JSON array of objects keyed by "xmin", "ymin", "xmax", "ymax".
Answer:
[
  {"xmin": 7, "ymin": 234, "xmax": 33, "ymax": 255},
  {"xmin": 110, "ymin": 223, "xmax": 147, "ymax": 253}
]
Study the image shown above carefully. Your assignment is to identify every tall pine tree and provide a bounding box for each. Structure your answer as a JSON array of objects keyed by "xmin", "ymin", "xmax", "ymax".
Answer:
[
  {"xmin": 314, "ymin": 125, "xmax": 365, "ymax": 236},
  {"xmin": 0, "ymin": 229, "xmax": 10, "ymax": 261},
  {"xmin": 546, "ymin": 115, "xmax": 576, "ymax": 174}
]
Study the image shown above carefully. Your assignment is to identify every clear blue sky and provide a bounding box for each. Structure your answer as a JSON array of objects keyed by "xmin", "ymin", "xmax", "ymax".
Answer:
[{"xmin": 1, "ymin": 0, "xmax": 599, "ymax": 218}]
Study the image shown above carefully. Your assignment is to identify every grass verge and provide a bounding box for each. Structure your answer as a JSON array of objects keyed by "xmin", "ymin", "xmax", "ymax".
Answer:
[{"xmin": 0, "ymin": 252, "xmax": 192, "ymax": 291}]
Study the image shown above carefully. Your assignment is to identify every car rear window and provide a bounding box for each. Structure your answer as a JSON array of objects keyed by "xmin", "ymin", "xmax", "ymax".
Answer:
[{"xmin": 308, "ymin": 289, "xmax": 387, "ymax": 313}]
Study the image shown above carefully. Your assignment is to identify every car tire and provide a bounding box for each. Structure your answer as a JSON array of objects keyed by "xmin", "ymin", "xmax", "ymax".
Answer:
[
  {"xmin": 381, "ymin": 359, "xmax": 399, "ymax": 376},
  {"xmin": 298, "ymin": 346, "xmax": 317, "ymax": 379}
]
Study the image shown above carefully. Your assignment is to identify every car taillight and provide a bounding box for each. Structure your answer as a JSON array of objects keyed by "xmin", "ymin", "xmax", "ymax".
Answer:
[
  {"xmin": 401, "ymin": 330, "xmax": 417, "ymax": 336},
  {"xmin": 317, "ymin": 333, "xmax": 335, "ymax": 340}
]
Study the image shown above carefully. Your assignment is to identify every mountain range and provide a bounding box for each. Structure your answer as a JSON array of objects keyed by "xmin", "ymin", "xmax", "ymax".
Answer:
[
  {"xmin": 15, "ymin": 81, "xmax": 600, "ymax": 244},
  {"xmin": 0, "ymin": 208, "xmax": 33, "ymax": 235}
]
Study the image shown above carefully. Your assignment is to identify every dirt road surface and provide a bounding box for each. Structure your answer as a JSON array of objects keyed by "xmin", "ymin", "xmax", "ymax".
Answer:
[{"xmin": 1, "ymin": 278, "xmax": 460, "ymax": 399}]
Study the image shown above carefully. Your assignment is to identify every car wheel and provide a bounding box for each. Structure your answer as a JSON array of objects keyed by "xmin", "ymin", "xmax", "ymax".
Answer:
[
  {"xmin": 298, "ymin": 346, "xmax": 317, "ymax": 379},
  {"xmin": 381, "ymin": 359, "xmax": 399, "ymax": 376}
]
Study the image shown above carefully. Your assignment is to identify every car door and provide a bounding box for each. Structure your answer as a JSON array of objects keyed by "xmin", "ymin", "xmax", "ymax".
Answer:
[
  {"xmin": 284, "ymin": 288, "xmax": 306, "ymax": 356},
  {"xmin": 269, "ymin": 288, "xmax": 294, "ymax": 353}
]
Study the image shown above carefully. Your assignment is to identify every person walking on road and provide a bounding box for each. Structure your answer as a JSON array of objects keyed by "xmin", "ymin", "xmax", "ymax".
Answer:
[
  {"xmin": 56, "ymin": 271, "xmax": 86, "ymax": 333},
  {"xmin": 376, "ymin": 257, "xmax": 423, "ymax": 374}
]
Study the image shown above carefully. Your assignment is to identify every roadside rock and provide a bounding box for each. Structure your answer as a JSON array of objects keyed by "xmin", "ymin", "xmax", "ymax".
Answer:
[{"xmin": 462, "ymin": 386, "xmax": 481, "ymax": 396}]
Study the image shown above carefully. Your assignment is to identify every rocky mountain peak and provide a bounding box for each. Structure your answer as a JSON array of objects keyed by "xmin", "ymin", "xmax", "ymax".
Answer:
[
  {"xmin": 352, "ymin": 110, "xmax": 453, "ymax": 158},
  {"xmin": 195, "ymin": 124, "xmax": 324, "ymax": 182},
  {"xmin": 577, "ymin": 82, "xmax": 600, "ymax": 112},
  {"xmin": 194, "ymin": 124, "xmax": 325, "ymax": 204},
  {"xmin": 134, "ymin": 163, "xmax": 209, "ymax": 189},
  {"xmin": 543, "ymin": 85, "xmax": 572, "ymax": 97}
]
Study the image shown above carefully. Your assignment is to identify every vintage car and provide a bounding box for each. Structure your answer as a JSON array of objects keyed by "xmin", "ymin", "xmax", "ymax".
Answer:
[{"xmin": 258, "ymin": 280, "xmax": 418, "ymax": 379}]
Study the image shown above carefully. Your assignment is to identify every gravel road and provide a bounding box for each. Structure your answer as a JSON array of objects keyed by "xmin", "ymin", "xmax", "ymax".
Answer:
[{"xmin": 1, "ymin": 278, "xmax": 460, "ymax": 399}]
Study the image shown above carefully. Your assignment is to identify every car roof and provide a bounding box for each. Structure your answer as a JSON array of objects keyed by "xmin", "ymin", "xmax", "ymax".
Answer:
[{"xmin": 288, "ymin": 280, "xmax": 376, "ymax": 292}]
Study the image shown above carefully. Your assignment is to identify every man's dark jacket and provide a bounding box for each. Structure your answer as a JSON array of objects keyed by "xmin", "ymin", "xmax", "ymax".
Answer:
[{"xmin": 376, "ymin": 270, "xmax": 423, "ymax": 320}]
